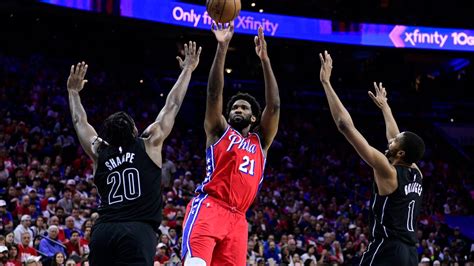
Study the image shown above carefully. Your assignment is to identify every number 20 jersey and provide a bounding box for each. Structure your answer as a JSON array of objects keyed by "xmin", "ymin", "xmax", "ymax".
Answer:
[
  {"xmin": 93, "ymin": 138, "xmax": 162, "ymax": 228},
  {"xmin": 196, "ymin": 126, "xmax": 266, "ymax": 212}
]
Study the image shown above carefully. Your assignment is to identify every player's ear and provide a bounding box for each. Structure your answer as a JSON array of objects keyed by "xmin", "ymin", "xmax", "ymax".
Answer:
[
  {"xmin": 397, "ymin": 150, "xmax": 405, "ymax": 159},
  {"xmin": 251, "ymin": 115, "xmax": 256, "ymax": 123}
]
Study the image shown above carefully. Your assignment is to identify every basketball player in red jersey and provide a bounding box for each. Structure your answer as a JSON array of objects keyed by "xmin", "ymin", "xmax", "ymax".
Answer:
[{"xmin": 182, "ymin": 22, "xmax": 280, "ymax": 265}]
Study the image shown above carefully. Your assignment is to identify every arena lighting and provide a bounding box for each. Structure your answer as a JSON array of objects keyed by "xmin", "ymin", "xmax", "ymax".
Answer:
[
  {"xmin": 251, "ymin": 3, "xmax": 256, "ymax": 7},
  {"xmin": 41, "ymin": 0, "xmax": 474, "ymax": 52}
]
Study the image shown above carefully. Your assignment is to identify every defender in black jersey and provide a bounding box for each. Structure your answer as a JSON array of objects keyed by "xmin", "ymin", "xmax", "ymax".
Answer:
[
  {"xmin": 67, "ymin": 42, "xmax": 201, "ymax": 266},
  {"xmin": 320, "ymin": 52, "xmax": 425, "ymax": 266}
]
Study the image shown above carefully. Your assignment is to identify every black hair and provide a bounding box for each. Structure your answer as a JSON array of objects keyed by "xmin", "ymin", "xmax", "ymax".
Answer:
[
  {"xmin": 399, "ymin": 131, "xmax": 425, "ymax": 164},
  {"xmin": 225, "ymin": 92, "xmax": 262, "ymax": 129},
  {"xmin": 97, "ymin": 111, "xmax": 136, "ymax": 151}
]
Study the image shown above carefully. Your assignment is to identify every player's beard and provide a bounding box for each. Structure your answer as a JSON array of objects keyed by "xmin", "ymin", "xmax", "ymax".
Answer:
[
  {"xmin": 385, "ymin": 148, "xmax": 397, "ymax": 162},
  {"xmin": 230, "ymin": 115, "xmax": 252, "ymax": 132}
]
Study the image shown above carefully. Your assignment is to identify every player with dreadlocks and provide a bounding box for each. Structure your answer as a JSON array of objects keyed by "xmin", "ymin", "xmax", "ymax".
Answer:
[{"xmin": 67, "ymin": 41, "xmax": 201, "ymax": 265}]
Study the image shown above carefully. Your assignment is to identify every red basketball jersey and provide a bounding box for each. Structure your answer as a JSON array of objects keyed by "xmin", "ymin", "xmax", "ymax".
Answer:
[{"xmin": 196, "ymin": 126, "xmax": 266, "ymax": 212}]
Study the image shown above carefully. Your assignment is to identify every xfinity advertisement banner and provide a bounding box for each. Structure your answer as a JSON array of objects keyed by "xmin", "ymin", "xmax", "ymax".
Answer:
[{"xmin": 41, "ymin": 0, "xmax": 474, "ymax": 52}]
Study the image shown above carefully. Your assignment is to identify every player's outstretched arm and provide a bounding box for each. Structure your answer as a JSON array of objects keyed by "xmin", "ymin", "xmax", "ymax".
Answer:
[
  {"xmin": 368, "ymin": 82, "xmax": 400, "ymax": 141},
  {"xmin": 204, "ymin": 21, "xmax": 234, "ymax": 145},
  {"xmin": 319, "ymin": 51, "xmax": 396, "ymax": 187},
  {"xmin": 369, "ymin": 82, "xmax": 422, "ymax": 173},
  {"xmin": 143, "ymin": 41, "xmax": 201, "ymax": 147},
  {"xmin": 255, "ymin": 26, "xmax": 280, "ymax": 152},
  {"xmin": 67, "ymin": 62, "xmax": 99, "ymax": 162}
]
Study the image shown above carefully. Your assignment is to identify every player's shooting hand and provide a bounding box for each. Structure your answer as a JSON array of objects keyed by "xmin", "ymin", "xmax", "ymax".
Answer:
[
  {"xmin": 211, "ymin": 21, "xmax": 234, "ymax": 45},
  {"xmin": 254, "ymin": 27, "xmax": 269, "ymax": 61},
  {"xmin": 368, "ymin": 82, "xmax": 388, "ymax": 109},
  {"xmin": 67, "ymin": 62, "xmax": 88, "ymax": 93},
  {"xmin": 319, "ymin": 50, "xmax": 333, "ymax": 84},
  {"xmin": 176, "ymin": 41, "xmax": 202, "ymax": 71}
]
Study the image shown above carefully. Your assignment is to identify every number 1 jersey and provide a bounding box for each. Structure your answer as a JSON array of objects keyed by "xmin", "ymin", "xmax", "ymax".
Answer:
[
  {"xmin": 196, "ymin": 126, "xmax": 266, "ymax": 212},
  {"xmin": 370, "ymin": 165, "xmax": 423, "ymax": 245},
  {"xmin": 93, "ymin": 138, "xmax": 162, "ymax": 228}
]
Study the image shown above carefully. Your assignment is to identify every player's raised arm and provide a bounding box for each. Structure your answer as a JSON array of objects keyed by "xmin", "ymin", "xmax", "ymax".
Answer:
[
  {"xmin": 255, "ymin": 27, "xmax": 280, "ymax": 152},
  {"xmin": 319, "ymin": 51, "xmax": 397, "ymax": 191},
  {"xmin": 368, "ymin": 82, "xmax": 400, "ymax": 141},
  {"xmin": 143, "ymin": 41, "xmax": 201, "ymax": 149},
  {"xmin": 67, "ymin": 62, "xmax": 99, "ymax": 163},
  {"xmin": 204, "ymin": 21, "xmax": 234, "ymax": 146},
  {"xmin": 369, "ymin": 82, "xmax": 423, "ymax": 173}
]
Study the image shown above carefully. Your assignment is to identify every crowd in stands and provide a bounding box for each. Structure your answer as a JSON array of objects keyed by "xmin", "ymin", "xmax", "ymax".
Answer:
[{"xmin": 0, "ymin": 54, "xmax": 472, "ymax": 266}]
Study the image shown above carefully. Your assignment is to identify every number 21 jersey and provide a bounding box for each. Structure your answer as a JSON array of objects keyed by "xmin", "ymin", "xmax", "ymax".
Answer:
[{"xmin": 196, "ymin": 126, "xmax": 266, "ymax": 212}]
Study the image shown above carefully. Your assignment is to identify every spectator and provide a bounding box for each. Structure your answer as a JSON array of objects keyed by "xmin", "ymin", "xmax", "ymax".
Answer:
[
  {"xmin": 292, "ymin": 253, "xmax": 303, "ymax": 266},
  {"xmin": 38, "ymin": 225, "xmax": 66, "ymax": 258},
  {"xmin": 27, "ymin": 189, "xmax": 41, "ymax": 216},
  {"xmin": 159, "ymin": 218, "xmax": 170, "ymax": 236},
  {"xmin": 0, "ymin": 200, "xmax": 14, "ymax": 235},
  {"xmin": 13, "ymin": 196, "xmax": 31, "ymax": 220},
  {"xmin": 51, "ymin": 252, "xmax": 65, "ymax": 266},
  {"xmin": 80, "ymin": 226, "xmax": 91, "ymax": 255},
  {"xmin": 13, "ymin": 215, "xmax": 33, "ymax": 246},
  {"xmin": 65, "ymin": 259, "xmax": 76, "ymax": 266},
  {"xmin": 74, "ymin": 181, "xmax": 89, "ymax": 199},
  {"xmin": 57, "ymin": 189, "xmax": 73, "ymax": 215},
  {"xmin": 0, "ymin": 245, "xmax": 10, "ymax": 265},
  {"xmin": 64, "ymin": 231, "xmax": 83, "ymax": 257},
  {"xmin": 182, "ymin": 171, "xmax": 195, "ymax": 191},
  {"xmin": 168, "ymin": 228, "xmax": 179, "ymax": 249},
  {"xmin": 161, "ymin": 154, "xmax": 176, "ymax": 188},
  {"xmin": 18, "ymin": 232, "xmax": 38, "ymax": 263},
  {"xmin": 63, "ymin": 217, "xmax": 78, "ymax": 240},
  {"xmin": 300, "ymin": 244, "xmax": 317, "ymax": 264},
  {"xmin": 71, "ymin": 208, "xmax": 85, "ymax": 230},
  {"xmin": 47, "ymin": 216, "xmax": 66, "ymax": 242},
  {"xmin": 54, "ymin": 207, "xmax": 66, "ymax": 225},
  {"xmin": 30, "ymin": 178, "xmax": 44, "ymax": 198},
  {"xmin": 154, "ymin": 243, "xmax": 169, "ymax": 265},
  {"xmin": 31, "ymin": 216, "xmax": 47, "ymax": 238},
  {"xmin": 342, "ymin": 241, "xmax": 355, "ymax": 264},
  {"xmin": 42, "ymin": 197, "xmax": 56, "ymax": 219},
  {"xmin": 247, "ymin": 240, "xmax": 258, "ymax": 264},
  {"xmin": 7, "ymin": 244, "xmax": 21, "ymax": 266},
  {"xmin": 280, "ymin": 245, "xmax": 291, "ymax": 265},
  {"xmin": 40, "ymin": 189, "xmax": 54, "ymax": 211},
  {"xmin": 24, "ymin": 255, "xmax": 42, "ymax": 266},
  {"xmin": 5, "ymin": 233, "xmax": 14, "ymax": 246},
  {"xmin": 328, "ymin": 241, "xmax": 344, "ymax": 264},
  {"xmin": 263, "ymin": 240, "xmax": 281, "ymax": 264}
]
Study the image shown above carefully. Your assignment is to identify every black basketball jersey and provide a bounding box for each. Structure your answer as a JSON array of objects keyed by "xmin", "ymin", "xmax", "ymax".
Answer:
[
  {"xmin": 369, "ymin": 165, "xmax": 423, "ymax": 246},
  {"xmin": 94, "ymin": 138, "xmax": 162, "ymax": 229}
]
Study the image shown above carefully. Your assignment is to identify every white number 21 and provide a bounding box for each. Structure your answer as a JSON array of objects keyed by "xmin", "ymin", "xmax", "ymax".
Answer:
[{"xmin": 239, "ymin": 156, "xmax": 255, "ymax": 176}]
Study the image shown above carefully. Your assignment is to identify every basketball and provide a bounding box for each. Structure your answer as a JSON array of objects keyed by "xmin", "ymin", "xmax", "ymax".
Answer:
[{"xmin": 206, "ymin": 0, "xmax": 241, "ymax": 23}]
